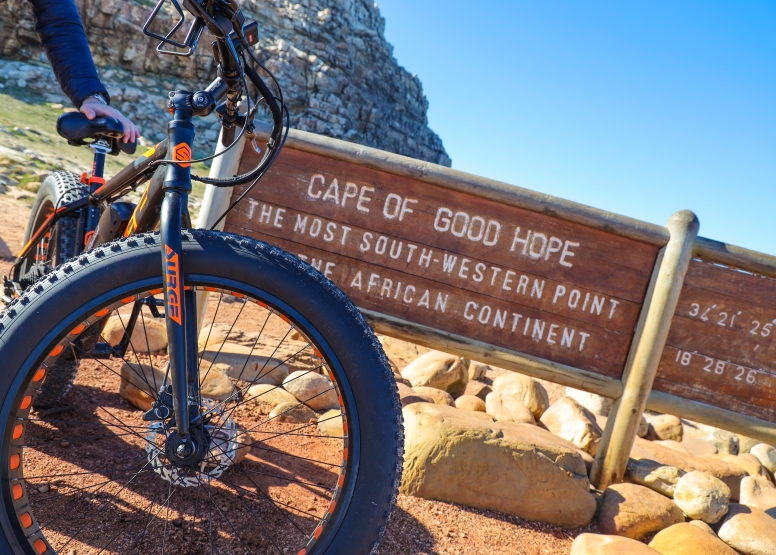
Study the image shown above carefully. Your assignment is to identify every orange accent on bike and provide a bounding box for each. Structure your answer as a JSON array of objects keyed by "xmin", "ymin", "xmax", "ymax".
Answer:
[
  {"xmin": 279, "ymin": 314, "xmax": 291, "ymax": 324},
  {"xmin": 184, "ymin": 286, "xmax": 191, "ymax": 291},
  {"xmin": 338, "ymin": 395, "xmax": 344, "ymax": 407},
  {"xmin": 124, "ymin": 186, "xmax": 149, "ymax": 237},
  {"xmin": 150, "ymin": 289, "xmax": 163, "ymax": 295},
  {"xmin": 20, "ymin": 396, "xmax": 32, "ymax": 410},
  {"xmin": 95, "ymin": 308, "xmax": 110, "ymax": 317},
  {"xmin": 121, "ymin": 296, "xmax": 135, "ymax": 304},
  {"xmin": 328, "ymin": 500, "xmax": 336, "ymax": 513},
  {"xmin": 256, "ymin": 300, "xmax": 268, "ymax": 308},
  {"xmin": 12, "ymin": 425, "xmax": 23, "ymax": 440},
  {"xmin": 343, "ymin": 448, "xmax": 348, "ymax": 461},
  {"xmin": 33, "ymin": 539, "xmax": 47, "ymax": 554},
  {"xmin": 164, "ymin": 245, "xmax": 182, "ymax": 325},
  {"xmin": 49, "ymin": 345, "xmax": 63, "ymax": 357},
  {"xmin": 231, "ymin": 292, "xmax": 244, "ymax": 298},
  {"xmin": 70, "ymin": 324, "xmax": 87, "ymax": 335},
  {"xmin": 172, "ymin": 143, "xmax": 192, "ymax": 168},
  {"xmin": 338, "ymin": 474, "xmax": 345, "ymax": 487},
  {"xmin": 10, "ymin": 454, "xmax": 20, "ymax": 470},
  {"xmin": 314, "ymin": 525, "xmax": 322, "ymax": 539},
  {"xmin": 33, "ymin": 368, "xmax": 45, "ymax": 382},
  {"xmin": 205, "ymin": 287, "xmax": 217, "ymax": 292},
  {"xmin": 12, "ymin": 484, "xmax": 22, "ymax": 500},
  {"xmin": 314, "ymin": 349, "xmax": 322, "ymax": 359},
  {"xmin": 83, "ymin": 230, "xmax": 95, "ymax": 248},
  {"xmin": 88, "ymin": 176, "xmax": 105, "ymax": 186},
  {"xmin": 80, "ymin": 172, "xmax": 89, "ymax": 184},
  {"xmin": 20, "ymin": 512, "xmax": 32, "ymax": 529},
  {"xmin": 342, "ymin": 418, "xmax": 348, "ymax": 434},
  {"xmin": 297, "ymin": 550, "xmax": 306, "ymax": 555}
]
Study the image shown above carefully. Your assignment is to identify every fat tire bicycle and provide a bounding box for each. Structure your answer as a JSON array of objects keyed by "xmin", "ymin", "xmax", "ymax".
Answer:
[{"xmin": 0, "ymin": 1, "xmax": 403, "ymax": 553}]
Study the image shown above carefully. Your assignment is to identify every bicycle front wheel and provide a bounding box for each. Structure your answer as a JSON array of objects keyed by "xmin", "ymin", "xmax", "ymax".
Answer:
[{"xmin": 0, "ymin": 231, "xmax": 402, "ymax": 555}]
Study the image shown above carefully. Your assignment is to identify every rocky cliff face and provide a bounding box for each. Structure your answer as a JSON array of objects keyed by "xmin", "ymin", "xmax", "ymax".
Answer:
[{"xmin": 0, "ymin": 0, "xmax": 450, "ymax": 166}]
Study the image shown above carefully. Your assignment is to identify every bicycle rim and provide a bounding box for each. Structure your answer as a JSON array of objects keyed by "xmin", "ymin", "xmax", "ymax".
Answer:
[{"xmin": 2, "ymin": 278, "xmax": 356, "ymax": 555}]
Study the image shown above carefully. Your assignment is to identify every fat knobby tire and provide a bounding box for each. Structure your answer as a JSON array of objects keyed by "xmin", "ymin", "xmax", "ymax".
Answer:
[{"xmin": 0, "ymin": 230, "xmax": 403, "ymax": 555}]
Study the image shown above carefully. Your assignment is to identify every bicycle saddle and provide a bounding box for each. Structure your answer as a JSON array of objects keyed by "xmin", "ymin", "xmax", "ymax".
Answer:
[{"xmin": 56, "ymin": 112, "xmax": 136, "ymax": 155}]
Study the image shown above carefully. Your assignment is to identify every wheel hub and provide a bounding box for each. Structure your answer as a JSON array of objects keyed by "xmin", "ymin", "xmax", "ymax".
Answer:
[{"xmin": 145, "ymin": 398, "xmax": 240, "ymax": 487}]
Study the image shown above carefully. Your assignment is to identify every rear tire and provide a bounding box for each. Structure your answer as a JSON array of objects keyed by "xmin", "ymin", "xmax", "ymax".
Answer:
[
  {"xmin": 15, "ymin": 171, "xmax": 87, "ymax": 408},
  {"xmin": 0, "ymin": 230, "xmax": 402, "ymax": 555}
]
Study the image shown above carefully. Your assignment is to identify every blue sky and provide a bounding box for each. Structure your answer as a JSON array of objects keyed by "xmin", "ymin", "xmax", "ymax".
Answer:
[{"xmin": 376, "ymin": 1, "xmax": 775, "ymax": 254}]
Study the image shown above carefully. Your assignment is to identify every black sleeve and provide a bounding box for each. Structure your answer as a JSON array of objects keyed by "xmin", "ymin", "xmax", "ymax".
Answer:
[{"xmin": 28, "ymin": 0, "xmax": 110, "ymax": 109}]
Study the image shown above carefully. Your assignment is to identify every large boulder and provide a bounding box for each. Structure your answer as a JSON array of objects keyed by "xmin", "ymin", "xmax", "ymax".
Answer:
[
  {"xmin": 401, "ymin": 403, "xmax": 596, "ymax": 527},
  {"xmin": 711, "ymin": 453, "xmax": 766, "ymax": 478},
  {"xmin": 740, "ymin": 476, "xmax": 776, "ymax": 516},
  {"xmin": 570, "ymin": 533, "xmax": 661, "ymax": 555},
  {"xmin": 740, "ymin": 436, "xmax": 762, "ymax": 454},
  {"xmin": 491, "ymin": 373, "xmax": 549, "ymax": 419},
  {"xmin": 317, "ymin": 409, "xmax": 344, "ymax": 437},
  {"xmin": 540, "ymin": 396, "xmax": 602, "ymax": 455},
  {"xmin": 378, "ymin": 336, "xmax": 431, "ymax": 370},
  {"xmin": 412, "ymin": 386, "xmax": 455, "ymax": 407},
  {"xmin": 400, "ymin": 351, "xmax": 469, "ymax": 398},
  {"xmin": 630, "ymin": 437, "xmax": 749, "ymax": 500},
  {"xmin": 681, "ymin": 436, "xmax": 718, "ymax": 457},
  {"xmin": 270, "ymin": 401, "xmax": 316, "ymax": 424},
  {"xmin": 751, "ymin": 444, "xmax": 776, "ymax": 476},
  {"xmin": 463, "ymin": 380, "xmax": 492, "ymax": 400},
  {"xmin": 648, "ymin": 522, "xmax": 738, "ymax": 555},
  {"xmin": 484, "ymin": 391, "xmax": 535, "ymax": 424},
  {"xmin": 673, "ymin": 471, "xmax": 730, "ymax": 524},
  {"xmin": 396, "ymin": 382, "xmax": 434, "ymax": 407},
  {"xmin": 625, "ymin": 459, "xmax": 685, "ymax": 498},
  {"xmin": 467, "ymin": 361, "xmax": 489, "ymax": 381},
  {"xmin": 565, "ymin": 387, "xmax": 612, "ymax": 416},
  {"xmin": 282, "ymin": 371, "xmax": 339, "ymax": 411},
  {"xmin": 717, "ymin": 504, "xmax": 776, "ymax": 555},
  {"xmin": 645, "ymin": 414, "xmax": 683, "ymax": 442},
  {"xmin": 596, "ymin": 483, "xmax": 685, "ymax": 540},
  {"xmin": 455, "ymin": 395, "xmax": 486, "ymax": 413}
]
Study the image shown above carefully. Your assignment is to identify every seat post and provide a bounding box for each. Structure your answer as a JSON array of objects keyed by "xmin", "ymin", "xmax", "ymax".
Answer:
[{"xmin": 88, "ymin": 139, "xmax": 111, "ymax": 194}]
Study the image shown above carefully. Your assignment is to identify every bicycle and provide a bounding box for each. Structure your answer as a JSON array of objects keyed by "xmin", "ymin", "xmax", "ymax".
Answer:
[{"xmin": 0, "ymin": 1, "xmax": 402, "ymax": 553}]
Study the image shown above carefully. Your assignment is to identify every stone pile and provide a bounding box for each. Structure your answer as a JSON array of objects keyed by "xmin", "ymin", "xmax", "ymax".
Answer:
[
  {"xmin": 0, "ymin": 0, "xmax": 451, "ymax": 165},
  {"xmin": 379, "ymin": 336, "xmax": 776, "ymax": 553}
]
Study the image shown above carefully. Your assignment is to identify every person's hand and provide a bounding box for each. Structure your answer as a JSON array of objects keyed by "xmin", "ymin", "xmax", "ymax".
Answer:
[{"xmin": 80, "ymin": 98, "xmax": 140, "ymax": 144}]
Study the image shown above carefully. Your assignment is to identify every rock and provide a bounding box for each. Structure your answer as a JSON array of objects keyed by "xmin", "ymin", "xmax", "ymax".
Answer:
[
  {"xmin": 492, "ymin": 372, "xmax": 549, "ymax": 419},
  {"xmin": 0, "ymin": 236, "xmax": 12, "ymax": 258},
  {"xmin": 400, "ymin": 351, "xmax": 469, "ymax": 398},
  {"xmin": 463, "ymin": 380, "xmax": 492, "ymax": 400},
  {"xmin": 645, "ymin": 414, "xmax": 683, "ymax": 442},
  {"xmin": 570, "ymin": 533, "xmax": 661, "ymax": 555},
  {"xmin": 270, "ymin": 402, "xmax": 316, "ymax": 424},
  {"xmin": 455, "ymin": 395, "xmax": 486, "ymax": 412},
  {"xmin": 751, "ymin": 444, "xmax": 776, "ymax": 476},
  {"xmin": 317, "ymin": 409, "xmax": 344, "ymax": 437},
  {"xmin": 282, "ymin": 371, "xmax": 339, "ymax": 411},
  {"xmin": 595, "ymin": 413, "xmax": 648, "ymax": 440},
  {"xmin": 710, "ymin": 453, "xmax": 766, "ymax": 478},
  {"xmin": 707, "ymin": 429, "xmax": 739, "ymax": 455},
  {"xmin": 625, "ymin": 459, "xmax": 686, "ymax": 498},
  {"xmin": 103, "ymin": 313, "xmax": 167, "ymax": 352},
  {"xmin": 540, "ymin": 396, "xmax": 602, "ymax": 455},
  {"xmin": 412, "ymin": 386, "xmax": 455, "ymax": 407},
  {"xmin": 648, "ymin": 522, "xmax": 738, "ymax": 555},
  {"xmin": 740, "ymin": 476, "xmax": 776, "ymax": 516},
  {"xmin": 673, "ymin": 471, "xmax": 730, "ymax": 523},
  {"xmin": 396, "ymin": 382, "xmax": 433, "ymax": 407},
  {"xmin": 378, "ymin": 336, "xmax": 431, "ymax": 370},
  {"xmin": 468, "ymin": 361, "xmax": 489, "ymax": 381},
  {"xmin": 630, "ymin": 436, "xmax": 749, "ymax": 500},
  {"xmin": 681, "ymin": 436, "xmax": 718, "ymax": 457},
  {"xmin": 740, "ymin": 436, "xmax": 762, "ymax": 454},
  {"xmin": 200, "ymin": 342, "xmax": 289, "ymax": 385},
  {"xmin": 565, "ymin": 387, "xmax": 612, "ymax": 416},
  {"xmin": 739, "ymin": 453, "xmax": 773, "ymax": 479},
  {"xmin": 401, "ymin": 403, "xmax": 596, "ymax": 527},
  {"xmin": 50, "ymin": 103, "xmax": 64, "ymax": 110},
  {"xmin": 246, "ymin": 383, "xmax": 299, "ymax": 409},
  {"xmin": 717, "ymin": 504, "xmax": 776, "ymax": 555},
  {"xmin": 597, "ymin": 483, "xmax": 685, "ymax": 540},
  {"xmin": 119, "ymin": 362, "xmax": 236, "ymax": 410},
  {"xmin": 654, "ymin": 440, "xmax": 691, "ymax": 454},
  {"xmin": 485, "ymin": 392, "xmax": 535, "ymax": 424}
]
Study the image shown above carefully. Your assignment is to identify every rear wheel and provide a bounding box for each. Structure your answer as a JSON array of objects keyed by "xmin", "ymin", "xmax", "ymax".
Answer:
[
  {"xmin": 15, "ymin": 171, "xmax": 88, "ymax": 409},
  {"xmin": 0, "ymin": 231, "xmax": 402, "ymax": 555}
]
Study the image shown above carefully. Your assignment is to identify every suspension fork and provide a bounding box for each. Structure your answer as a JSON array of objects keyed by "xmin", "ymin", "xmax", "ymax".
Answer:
[{"xmin": 160, "ymin": 92, "xmax": 199, "ymax": 439}]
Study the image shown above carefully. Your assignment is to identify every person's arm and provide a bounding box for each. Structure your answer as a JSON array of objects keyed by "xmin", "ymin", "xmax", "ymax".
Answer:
[{"xmin": 29, "ymin": 0, "xmax": 138, "ymax": 143}]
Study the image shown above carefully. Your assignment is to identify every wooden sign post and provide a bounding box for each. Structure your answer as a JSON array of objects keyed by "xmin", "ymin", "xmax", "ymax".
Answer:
[{"xmin": 197, "ymin": 123, "xmax": 776, "ymax": 490}]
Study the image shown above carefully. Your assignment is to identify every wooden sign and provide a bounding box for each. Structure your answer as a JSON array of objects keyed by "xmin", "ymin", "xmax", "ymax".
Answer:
[
  {"xmin": 224, "ymin": 147, "xmax": 660, "ymax": 379},
  {"xmin": 654, "ymin": 259, "xmax": 776, "ymax": 424}
]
